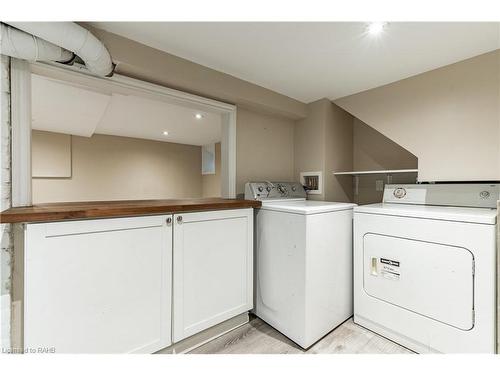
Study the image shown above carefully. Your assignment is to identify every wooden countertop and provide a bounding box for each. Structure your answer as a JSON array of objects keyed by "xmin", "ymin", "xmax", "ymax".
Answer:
[{"xmin": 0, "ymin": 198, "xmax": 262, "ymax": 224}]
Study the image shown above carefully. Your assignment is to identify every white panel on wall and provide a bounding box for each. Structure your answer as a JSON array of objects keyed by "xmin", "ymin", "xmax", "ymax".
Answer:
[{"xmin": 202, "ymin": 144, "xmax": 215, "ymax": 175}]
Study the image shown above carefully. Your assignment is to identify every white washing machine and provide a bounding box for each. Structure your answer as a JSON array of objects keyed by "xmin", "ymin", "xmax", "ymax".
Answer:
[
  {"xmin": 245, "ymin": 182, "xmax": 356, "ymax": 348},
  {"xmin": 354, "ymin": 183, "xmax": 498, "ymax": 353}
]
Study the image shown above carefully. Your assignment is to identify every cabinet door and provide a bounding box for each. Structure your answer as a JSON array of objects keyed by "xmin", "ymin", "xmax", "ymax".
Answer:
[
  {"xmin": 24, "ymin": 215, "xmax": 172, "ymax": 353},
  {"xmin": 173, "ymin": 208, "xmax": 253, "ymax": 342}
]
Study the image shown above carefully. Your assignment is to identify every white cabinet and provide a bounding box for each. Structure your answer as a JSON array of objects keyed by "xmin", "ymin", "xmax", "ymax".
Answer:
[
  {"xmin": 24, "ymin": 215, "xmax": 172, "ymax": 353},
  {"xmin": 172, "ymin": 208, "xmax": 253, "ymax": 342},
  {"xmin": 23, "ymin": 208, "xmax": 254, "ymax": 353}
]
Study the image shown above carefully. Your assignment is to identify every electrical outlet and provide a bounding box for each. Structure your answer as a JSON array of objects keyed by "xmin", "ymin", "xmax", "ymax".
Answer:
[{"xmin": 376, "ymin": 180, "xmax": 384, "ymax": 192}]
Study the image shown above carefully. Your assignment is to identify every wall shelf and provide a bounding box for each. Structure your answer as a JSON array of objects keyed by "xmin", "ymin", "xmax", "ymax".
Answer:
[{"xmin": 333, "ymin": 169, "xmax": 418, "ymax": 176}]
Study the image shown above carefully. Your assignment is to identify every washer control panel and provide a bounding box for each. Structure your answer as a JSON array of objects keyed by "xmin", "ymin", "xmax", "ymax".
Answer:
[{"xmin": 244, "ymin": 182, "xmax": 306, "ymax": 200}]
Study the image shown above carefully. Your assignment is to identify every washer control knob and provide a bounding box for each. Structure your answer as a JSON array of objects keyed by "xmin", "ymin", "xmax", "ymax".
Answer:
[
  {"xmin": 257, "ymin": 186, "xmax": 264, "ymax": 192},
  {"xmin": 291, "ymin": 186, "xmax": 297, "ymax": 191},
  {"xmin": 393, "ymin": 187, "xmax": 407, "ymax": 199},
  {"xmin": 277, "ymin": 185, "xmax": 287, "ymax": 195},
  {"xmin": 266, "ymin": 186, "xmax": 272, "ymax": 192}
]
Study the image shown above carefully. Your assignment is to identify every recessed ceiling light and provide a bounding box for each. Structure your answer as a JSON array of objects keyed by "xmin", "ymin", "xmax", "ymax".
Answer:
[
  {"xmin": 162, "ymin": 131, "xmax": 169, "ymax": 136},
  {"xmin": 367, "ymin": 22, "xmax": 388, "ymax": 36},
  {"xmin": 195, "ymin": 113, "xmax": 203, "ymax": 119}
]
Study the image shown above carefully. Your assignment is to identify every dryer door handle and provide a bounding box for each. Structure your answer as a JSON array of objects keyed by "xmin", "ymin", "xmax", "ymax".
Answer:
[{"xmin": 371, "ymin": 257, "xmax": 378, "ymax": 276}]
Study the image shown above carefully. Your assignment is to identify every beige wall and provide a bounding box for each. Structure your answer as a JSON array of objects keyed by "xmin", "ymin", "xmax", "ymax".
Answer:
[
  {"xmin": 236, "ymin": 108, "xmax": 295, "ymax": 195},
  {"xmin": 353, "ymin": 118, "xmax": 417, "ymax": 171},
  {"xmin": 294, "ymin": 99, "xmax": 353, "ymax": 202},
  {"xmin": 353, "ymin": 118, "xmax": 418, "ymax": 204},
  {"xmin": 202, "ymin": 142, "xmax": 221, "ymax": 198},
  {"xmin": 86, "ymin": 24, "xmax": 500, "ymax": 187},
  {"xmin": 336, "ymin": 50, "xmax": 500, "ymax": 182},
  {"xmin": 294, "ymin": 100, "xmax": 326, "ymax": 200},
  {"xmin": 32, "ymin": 131, "xmax": 203, "ymax": 203},
  {"xmin": 33, "ymin": 107, "xmax": 297, "ymax": 203},
  {"xmin": 32, "ymin": 130, "xmax": 72, "ymax": 178},
  {"xmin": 325, "ymin": 102, "xmax": 354, "ymax": 202},
  {"xmin": 294, "ymin": 102, "xmax": 420, "ymax": 204},
  {"xmin": 79, "ymin": 24, "xmax": 303, "ymax": 197}
]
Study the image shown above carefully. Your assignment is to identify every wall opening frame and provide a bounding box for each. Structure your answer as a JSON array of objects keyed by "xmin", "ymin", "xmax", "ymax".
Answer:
[{"xmin": 10, "ymin": 60, "xmax": 237, "ymax": 206}]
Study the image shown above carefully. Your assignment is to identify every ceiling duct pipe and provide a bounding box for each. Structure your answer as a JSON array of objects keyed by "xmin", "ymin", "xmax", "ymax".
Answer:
[
  {"xmin": 0, "ymin": 23, "xmax": 74, "ymax": 64},
  {"xmin": 3, "ymin": 22, "xmax": 115, "ymax": 77}
]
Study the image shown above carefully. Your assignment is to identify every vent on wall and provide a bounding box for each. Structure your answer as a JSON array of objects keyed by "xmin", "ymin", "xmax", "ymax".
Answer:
[{"xmin": 300, "ymin": 171, "xmax": 323, "ymax": 195}]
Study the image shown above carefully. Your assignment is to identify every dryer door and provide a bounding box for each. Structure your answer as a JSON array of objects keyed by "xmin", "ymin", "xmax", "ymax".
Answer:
[{"xmin": 363, "ymin": 233, "xmax": 474, "ymax": 330}]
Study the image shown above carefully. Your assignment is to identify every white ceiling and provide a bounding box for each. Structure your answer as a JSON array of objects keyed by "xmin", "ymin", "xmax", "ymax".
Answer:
[
  {"xmin": 96, "ymin": 93, "xmax": 221, "ymax": 145},
  {"xmin": 32, "ymin": 74, "xmax": 111, "ymax": 137},
  {"xmin": 31, "ymin": 74, "xmax": 222, "ymax": 146},
  {"xmin": 90, "ymin": 22, "xmax": 500, "ymax": 102}
]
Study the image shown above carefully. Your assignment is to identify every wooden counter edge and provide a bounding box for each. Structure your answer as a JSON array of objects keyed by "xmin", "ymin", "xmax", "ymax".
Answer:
[{"xmin": 0, "ymin": 199, "xmax": 262, "ymax": 224}]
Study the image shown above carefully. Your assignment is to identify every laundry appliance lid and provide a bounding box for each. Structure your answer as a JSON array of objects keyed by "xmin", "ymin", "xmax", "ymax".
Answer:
[
  {"xmin": 262, "ymin": 200, "xmax": 357, "ymax": 215},
  {"xmin": 354, "ymin": 203, "xmax": 497, "ymax": 225}
]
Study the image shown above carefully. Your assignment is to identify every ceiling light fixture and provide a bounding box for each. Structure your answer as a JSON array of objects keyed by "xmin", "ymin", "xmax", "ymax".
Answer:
[
  {"xmin": 195, "ymin": 113, "xmax": 203, "ymax": 119},
  {"xmin": 162, "ymin": 131, "xmax": 169, "ymax": 136},
  {"xmin": 367, "ymin": 22, "xmax": 388, "ymax": 36}
]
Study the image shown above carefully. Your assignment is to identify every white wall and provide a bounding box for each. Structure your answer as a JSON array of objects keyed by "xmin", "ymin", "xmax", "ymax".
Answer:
[
  {"xmin": 335, "ymin": 50, "xmax": 500, "ymax": 182},
  {"xmin": 0, "ymin": 55, "xmax": 12, "ymax": 351},
  {"xmin": 498, "ymin": 202, "xmax": 500, "ymax": 353}
]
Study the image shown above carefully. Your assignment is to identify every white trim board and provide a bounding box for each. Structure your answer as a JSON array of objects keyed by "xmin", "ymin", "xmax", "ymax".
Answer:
[
  {"xmin": 10, "ymin": 59, "xmax": 32, "ymax": 207},
  {"xmin": 13, "ymin": 62, "xmax": 237, "ymax": 202}
]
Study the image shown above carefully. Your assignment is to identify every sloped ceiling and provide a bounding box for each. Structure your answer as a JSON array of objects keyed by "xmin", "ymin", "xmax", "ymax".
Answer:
[
  {"xmin": 31, "ymin": 74, "xmax": 222, "ymax": 146},
  {"xmin": 32, "ymin": 74, "xmax": 110, "ymax": 137}
]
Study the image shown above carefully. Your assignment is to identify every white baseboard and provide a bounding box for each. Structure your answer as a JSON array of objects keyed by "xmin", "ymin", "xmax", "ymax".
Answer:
[{"xmin": 155, "ymin": 312, "xmax": 249, "ymax": 354}]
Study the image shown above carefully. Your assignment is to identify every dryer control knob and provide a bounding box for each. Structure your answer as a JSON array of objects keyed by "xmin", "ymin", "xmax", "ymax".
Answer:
[
  {"xmin": 393, "ymin": 187, "xmax": 407, "ymax": 199},
  {"xmin": 479, "ymin": 190, "xmax": 490, "ymax": 199}
]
